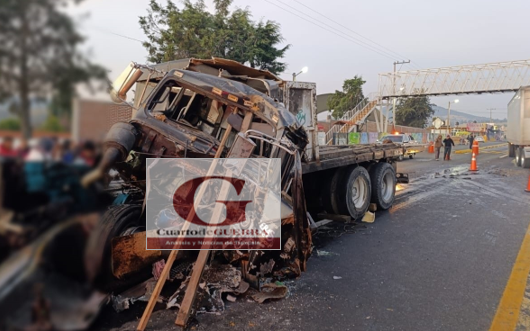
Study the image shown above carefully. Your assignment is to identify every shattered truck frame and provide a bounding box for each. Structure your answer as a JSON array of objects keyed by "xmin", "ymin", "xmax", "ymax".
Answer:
[{"xmin": 86, "ymin": 57, "xmax": 405, "ymax": 295}]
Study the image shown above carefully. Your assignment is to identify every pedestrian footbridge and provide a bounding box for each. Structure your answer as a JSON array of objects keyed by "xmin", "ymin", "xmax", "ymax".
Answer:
[{"xmin": 324, "ymin": 59, "xmax": 530, "ymax": 145}]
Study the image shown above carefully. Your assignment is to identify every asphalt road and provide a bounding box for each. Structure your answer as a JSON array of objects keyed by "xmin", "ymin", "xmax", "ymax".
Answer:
[{"xmin": 94, "ymin": 141, "xmax": 530, "ymax": 331}]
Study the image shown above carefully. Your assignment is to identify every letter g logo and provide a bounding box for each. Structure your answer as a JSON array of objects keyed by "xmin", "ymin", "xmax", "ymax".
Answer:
[{"xmin": 172, "ymin": 176, "xmax": 252, "ymax": 227}]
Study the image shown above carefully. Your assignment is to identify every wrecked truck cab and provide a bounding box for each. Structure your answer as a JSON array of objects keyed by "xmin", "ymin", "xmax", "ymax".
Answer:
[
  {"xmin": 135, "ymin": 68, "xmax": 307, "ymax": 146},
  {"xmin": 98, "ymin": 67, "xmax": 308, "ymax": 190}
]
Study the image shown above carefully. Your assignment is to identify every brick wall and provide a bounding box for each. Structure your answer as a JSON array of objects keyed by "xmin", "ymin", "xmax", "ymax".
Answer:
[{"xmin": 72, "ymin": 99, "xmax": 133, "ymax": 142}]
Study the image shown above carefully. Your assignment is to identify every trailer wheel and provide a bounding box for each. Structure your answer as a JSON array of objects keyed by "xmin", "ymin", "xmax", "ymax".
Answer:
[
  {"xmin": 509, "ymin": 143, "xmax": 516, "ymax": 158},
  {"xmin": 338, "ymin": 166, "xmax": 371, "ymax": 220},
  {"xmin": 516, "ymin": 147, "xmax": 522, "ymax": 167},
  {"xmin": 85, "ymin": 204, "xmax": 144, "ymax": 291},
  {"xmin": 409, "ymin": 154, "xmax": 414, "ymax": 159},
  {"xmin": 522, "ymin": 149, "xmax": 530, "ymax": 168},
  {"xmin": 369, "ymin": 162, "xmax": 396, "ymax": 210},
  {"xmin": 322, "ymin": 167, "xmax": 348, "ymax": 214}
]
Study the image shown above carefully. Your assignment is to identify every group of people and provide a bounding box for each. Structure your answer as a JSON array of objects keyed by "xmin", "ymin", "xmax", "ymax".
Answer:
[
  {"xmin": 433, "ymin": 133, "xmax": 482, "ymax": 161},
  {"xmin": 434, "ymin": 134, "xmax": 455, "ymax": 161},
  {"xmin": 0, "ymin": 136, "xmax": 100, "ymax": 167}
]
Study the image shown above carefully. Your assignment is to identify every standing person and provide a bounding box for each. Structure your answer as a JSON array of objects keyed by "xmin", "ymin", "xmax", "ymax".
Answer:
[
  {"xmin": 74, "ymin": 141, "xmax": 97, "ymax": 167},
  {"xmin": 443, "ymin": 134, "xmax": 455, "ymax": 161},
  {"xmin": 25, "ymin": 138, "xmax": 54, "ymax": 161},
  {"xmin": 60, "ymin": 140, "xmax": 75, "ymax": 164},
  {"xmin": 468, "ymin": 134, "xmax": 474, "ymax": 149},
  {"xmin": 434, "ymin": 135, "xmax": 443, "ymax": 161},
  {"xmin": 0, "ymin": 136, "xmax": 17, "ymax": 157}
]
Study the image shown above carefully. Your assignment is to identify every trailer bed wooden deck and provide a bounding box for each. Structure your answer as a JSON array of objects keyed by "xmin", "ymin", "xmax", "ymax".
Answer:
[{"xmin": 302, "ymin": 143, "xmax": 403, "ymax": 174}]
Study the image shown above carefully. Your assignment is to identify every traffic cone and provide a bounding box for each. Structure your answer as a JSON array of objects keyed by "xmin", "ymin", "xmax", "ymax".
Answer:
[
  {"xmin": 473, "ymin": 140, "xmax": 479, "ymax": 155},
  {"xmin": 428, "ymin": 142, "xmax": 434, "ymax": 153},
  {"xmin": 525, "ymin": 174, "xmax": 530, "ymax": 192},
  {"xmin": 469, "ymin": 152, "xmax": 478, "ymax": 171}
]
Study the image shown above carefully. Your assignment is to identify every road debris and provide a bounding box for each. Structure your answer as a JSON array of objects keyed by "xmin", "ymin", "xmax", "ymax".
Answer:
[
  {"xmin": 251, "ymin": 282, "xmax": 288, "ymax": 303},
  {"xmin": 362, "ymin": 211, "xmax": 375, "ymax": 223},
  {"xmin": 316, "ymin": 250, "xmax": 339, "ymax": 257},
  {"xmin": 111, "ymin": 278, "xmax": 160, "ymax": 313},
  {"xmin": 167, "ymin": 264, "xmax": 247, "ymax": 314}
]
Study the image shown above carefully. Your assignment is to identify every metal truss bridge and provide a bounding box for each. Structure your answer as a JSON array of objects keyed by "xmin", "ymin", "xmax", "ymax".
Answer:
[{"xmin": 378, "ymin": 59, "xmax": 530, "ymax": 98}]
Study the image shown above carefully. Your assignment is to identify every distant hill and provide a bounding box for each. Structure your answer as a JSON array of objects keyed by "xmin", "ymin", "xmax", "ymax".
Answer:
[{"xmin": 430, "ymin": 105, "xmax": 505, "ymax": 126}]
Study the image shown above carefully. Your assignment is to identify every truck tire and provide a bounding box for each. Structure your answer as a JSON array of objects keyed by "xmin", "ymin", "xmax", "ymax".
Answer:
[
  {"xmin": 509, "ymin": 143, "xmax": 516, "ymax": 158},
  {"xmin": 322, "ymin": 167, "xmax": 348, "ymax": 215},
  {"xmin": 85, "ymin": 204, "xmax": 144, "ymax": 291},
  {"xmin": 409, "ymin": 154, "xmax": 414, "ymax": 159},
  {"xmin": 338, "ymin": 166, "xmax": 371, "ymax": 220},
  {"xmin": 522, "ymin": 149, "xmax": 530, "ymax": 168},
  {"xmin": 516, "ymin": 147, "xmax": 522, "ymax": 167},
  {"xmin": 369, "ymin": 162, "xmax": 396, "ymax": 210}
]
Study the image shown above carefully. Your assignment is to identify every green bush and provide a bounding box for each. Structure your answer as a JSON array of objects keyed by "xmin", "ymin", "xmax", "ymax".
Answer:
[
  {"xmin": 40, "ymin": 115, "xmax": 64, "ymax": 132},
  {"xmin": 0, "ymin": 117, "xmax": 21, "ymax": 131}
]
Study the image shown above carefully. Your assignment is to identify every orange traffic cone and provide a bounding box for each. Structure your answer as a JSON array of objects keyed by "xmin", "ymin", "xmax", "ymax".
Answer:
[
  {"xmin": 428, "ymin": 142, "xmax": 434, "ymax": 153},
  {"xmin": 473, "ymin": 140, "xmax": 479, "ymax": 155},
  {"xmin": 525, "ymin": 174, "xmax": 530, "ymax": 192},
  {"xmin": 469, "ymin": 152, "xmax": 478, "ymax": 171}
]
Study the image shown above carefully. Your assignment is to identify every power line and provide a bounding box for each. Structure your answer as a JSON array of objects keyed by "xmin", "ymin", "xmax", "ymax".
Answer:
[
  {"xmin": 88, "ymin": 25, "xmax": 145, "ymax": 44},
  {"xmin": 291, "ymin": 0, "xmax": 421, "ymax": 69},
  {"xmin": 271, "ymin": 0, "xmax": 402, "ymax": 61},
  {"xmin": 264, "ymin": 0, "xmax": 398, "ymax": 61}
]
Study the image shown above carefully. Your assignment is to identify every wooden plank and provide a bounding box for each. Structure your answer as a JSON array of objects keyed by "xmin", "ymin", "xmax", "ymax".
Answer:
[
  {"xmin": 137, "ymin": 108, "xmax": 237, "ymax": 331},
  {"xmin": 174, "ymin": 249, "xmax": 210, "ymax": 326},
  {"xmin": 240, "ymin": 111, "xmax": 253, "ymax": 132},
  {"xmin": 136, "ymin": 247, "xmax": 178, "ymax": 331},
  {"xmin": 175, "ymin": 171, "xmax": 233, "ymax": 327},
  {"xmin": 175, "ymin": 110, "xmax": 253, "ymax": 328}
]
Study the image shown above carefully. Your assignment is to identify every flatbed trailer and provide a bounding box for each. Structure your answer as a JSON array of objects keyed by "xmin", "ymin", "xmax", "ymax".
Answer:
[{"xmin": 302, "ymin": 144, "xmax": 402, "ymax": 174}]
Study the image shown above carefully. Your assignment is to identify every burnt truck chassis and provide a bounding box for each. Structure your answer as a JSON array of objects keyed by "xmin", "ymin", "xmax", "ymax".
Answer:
[{"xmin": 85, "ymin": 58, "xmax": 405, "ymax": 326}]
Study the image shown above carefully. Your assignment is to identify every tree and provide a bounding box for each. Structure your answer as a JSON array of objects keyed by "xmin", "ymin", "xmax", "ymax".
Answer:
[
  {"xmin": 395, "ymin": 94, "xmax": 434, "ymax": 128},
  {"xmin": 40, "ymin": 114, "xmax": 64, "ymax": 132},
  {"xmin": 139, "ymin": 0, "xmax": 290, "ymax": 74},
  {"xmin": 327, "ymin": 76, "xmax": 366, "ymax": 119},
  {"xmin": 0, "ymin": 0, "xmax": 107, "ymax": 139},
  {"xmin": 0, "ymin": 118, "xmax": 21, "ymax": 131}
]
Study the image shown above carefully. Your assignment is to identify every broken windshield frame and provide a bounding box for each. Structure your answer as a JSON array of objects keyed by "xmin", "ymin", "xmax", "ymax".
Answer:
[{"xmin": 142, "ymin": 72, "xmax": 278, "ymax": 138}]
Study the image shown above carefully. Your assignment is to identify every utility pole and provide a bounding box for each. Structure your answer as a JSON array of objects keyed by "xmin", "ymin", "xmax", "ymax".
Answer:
[
  {"xmin": 487, "ymin": 108, "xmax": 496, "ymax": 122},
  {"xmin": 447, "ymin": 99, "xmax": 459, "ymax": 136},
  {"xmin": 391, "ymin": 60, "xmax": 410, "ymax": 133}
]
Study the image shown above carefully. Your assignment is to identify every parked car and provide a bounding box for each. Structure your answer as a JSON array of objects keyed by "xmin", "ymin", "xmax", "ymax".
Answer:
[{"xmin": 474, "ymin": 136, "xmax": 485, "ymax": 143}]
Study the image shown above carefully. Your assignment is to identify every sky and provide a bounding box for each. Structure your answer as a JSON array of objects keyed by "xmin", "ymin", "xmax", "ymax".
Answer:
[{"xmin": 68, "ymin": 0, "xmax": 530, "ymax": 120}]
